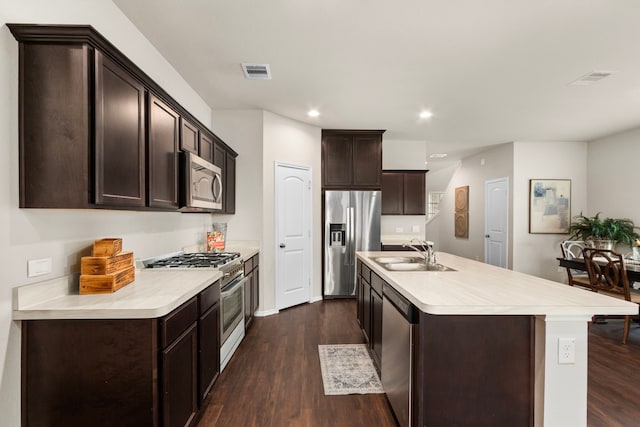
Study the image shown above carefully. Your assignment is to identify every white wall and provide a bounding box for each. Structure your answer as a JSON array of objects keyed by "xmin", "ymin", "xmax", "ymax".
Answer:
[
  {"xmin": 0, "ymin": 2, "xmax": 217, "ymax": 424},
  {"xmin": 436, "ymin": 143, "xmax": 514, "ymax": 265},
  {"xmin": 587, "ymin": 126, "xmax": 640, "ymax": 226},
  {"xmin": 512, "ymin": 141, "xmax": 587, "ymax": 281},
  {"xmin": 211, "ymin": 110, "xmax": 321, "ymax": 313},
  {"xmin": 262, "ymin": 112, "xmax": 322, "ymax": 310},
  {"xmin": 210, "ymin": 110, "xmax": 264, "ymax": 242}
]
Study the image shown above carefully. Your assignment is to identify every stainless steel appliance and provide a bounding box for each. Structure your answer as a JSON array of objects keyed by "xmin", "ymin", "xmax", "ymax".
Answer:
[
  {"xmin": 142, "ymin": 251, "xmax": 246, "ymax": 371},
  {"xmin": 324, "ymin": 191, "xmax": 381, "ymax": 297},
  {"xmin": 381, "ymin": 283, "xmax": 418, "ymax": 427},
  {"xmin": 180, "ymin": 151, "xmax": 223, "ymax": 211}
]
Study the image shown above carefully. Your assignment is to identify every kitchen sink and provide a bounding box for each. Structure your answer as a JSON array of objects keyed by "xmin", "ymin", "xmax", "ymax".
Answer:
[
  {"xmin": 372, "ymin": 257, "xmax": 456, "ymax": 272},
  {"xmin": 373, "ymin": 256, "xmax": 422, "ymax": 264}
]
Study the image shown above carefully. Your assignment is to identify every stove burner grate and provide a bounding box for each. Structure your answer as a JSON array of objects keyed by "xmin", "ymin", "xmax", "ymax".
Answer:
[{"xmin": 145, "ymin": 252, "xmax": 241, "ymax": 269}]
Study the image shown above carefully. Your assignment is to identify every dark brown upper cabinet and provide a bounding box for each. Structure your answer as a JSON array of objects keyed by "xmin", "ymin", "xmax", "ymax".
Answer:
[
  {"xmin": 9, "ymin": 24, "xmax": 238, "ymax": 213},
  {"xmin": 322, "ymin": 130, "xmax": 384, "ymax": 189},
  {"xmin": 180, "ymin": 117, "xmax": 199, "ymax": 155},
  {"xmin": 16, "ymin": 41, "xmax": 92, "ymax": 208},
  {"xmin": 199, "ymin": 132, "xmax": 214, "ymax": 164},
  {"xmin": 225, "ymin": 152, "xmax": 236, "ymax": 214},
  {"xmin": 382, "ymin": 170, "xmax": 427, "ymax": 215},
  {"xmin": 95, "ymin": 51, "xmax": 146, "ymax": 208},
  {"xmin": 148, "ymin": 94, "xmax": 179, "ymax": 209}
]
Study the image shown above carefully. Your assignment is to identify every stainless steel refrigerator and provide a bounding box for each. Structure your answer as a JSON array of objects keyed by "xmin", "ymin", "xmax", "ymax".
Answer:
[{"xmin": 324, "ymin": 191, "xmax": 381, "ymax": 297}]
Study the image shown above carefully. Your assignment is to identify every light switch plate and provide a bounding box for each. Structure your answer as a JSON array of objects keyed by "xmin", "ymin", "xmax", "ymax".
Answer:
[
  {"xmin": 412, "ymin": 225, "xmax": 420, "ymax": 232},
  {"xmin": 28, "ymin": 258, "xmax": 52, "ymax": 277}
]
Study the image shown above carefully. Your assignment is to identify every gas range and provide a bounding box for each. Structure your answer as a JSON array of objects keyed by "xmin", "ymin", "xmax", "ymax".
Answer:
[
  {"xmin": 140, "ymin": 251, "xmax": 244, "ymax": 288},
  {"xmin": 142, "ymin": 252, "xmax": 241, "ymax": 269},
  {"xmin": 142, "ymin": 250, "xmax": 247, "ymax": 373}
]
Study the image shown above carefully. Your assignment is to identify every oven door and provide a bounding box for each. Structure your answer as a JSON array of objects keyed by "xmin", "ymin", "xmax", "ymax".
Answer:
[{"xmin": 221, "ymin": 275, "xmax": 247, "ymax": 344}]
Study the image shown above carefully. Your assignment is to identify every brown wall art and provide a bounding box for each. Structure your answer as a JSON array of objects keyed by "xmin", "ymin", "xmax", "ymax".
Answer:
[{"xmin": 455, "ymin": 186, "xmax": 469, "ymax": 238}]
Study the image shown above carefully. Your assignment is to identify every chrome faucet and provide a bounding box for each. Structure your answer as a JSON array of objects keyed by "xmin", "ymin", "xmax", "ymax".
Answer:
[{"xmin": 402, "ymin": 238, "xmax": 437, "ymax": 265}]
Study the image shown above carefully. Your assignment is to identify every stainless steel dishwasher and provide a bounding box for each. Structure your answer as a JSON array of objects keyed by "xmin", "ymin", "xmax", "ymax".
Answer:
[{"xmin": 381, "ymin": 283, "xmax": 418, "ymax": 427}]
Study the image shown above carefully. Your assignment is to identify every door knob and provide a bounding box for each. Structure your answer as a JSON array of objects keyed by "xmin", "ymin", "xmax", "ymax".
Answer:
[{"xmin": 279, "ymin": 243, "xmax": 286, "ymax": 248}]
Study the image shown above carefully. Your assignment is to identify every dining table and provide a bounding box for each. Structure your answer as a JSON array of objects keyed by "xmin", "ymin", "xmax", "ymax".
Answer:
[{"xmin": 557, "ymin": 256, "xmax": 640, "ymax": 284}]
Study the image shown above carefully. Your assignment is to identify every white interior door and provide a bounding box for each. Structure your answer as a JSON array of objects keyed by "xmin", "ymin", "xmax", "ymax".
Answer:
[
  {"xmin": 275, "ymin": 162, "xmax": 312, "ymax": 310},
  {"xmin": 485, "ymin": 177, "xmax": 509, "ymax": 268}
]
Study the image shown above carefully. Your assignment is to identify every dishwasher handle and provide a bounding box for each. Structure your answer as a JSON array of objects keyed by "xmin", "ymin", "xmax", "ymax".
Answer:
[{"xmin": 383, "ymin": 283, "xmax": 419, "ymax": 323}]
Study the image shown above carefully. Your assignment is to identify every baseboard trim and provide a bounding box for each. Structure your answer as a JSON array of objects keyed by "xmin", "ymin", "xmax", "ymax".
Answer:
[
  {"xmin": 309, "ymin": 295, "xmax": 323, "ymax": 303},
  {"xmin": 255, "ymin": 308, "xmax": 279, "ymax": 317}
]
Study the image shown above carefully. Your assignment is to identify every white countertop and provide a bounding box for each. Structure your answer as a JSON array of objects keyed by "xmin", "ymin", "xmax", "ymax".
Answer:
[
  {"xmin": 13, "ymin": 243, "xmax": 260, "ymax": 321},
  {"xmin": 358, "ymin": 251, "xmax": 638, "ymax": 316},
  {"xmin": 13, "ymin": 269, "xmax": 223, "ymax": 320}
]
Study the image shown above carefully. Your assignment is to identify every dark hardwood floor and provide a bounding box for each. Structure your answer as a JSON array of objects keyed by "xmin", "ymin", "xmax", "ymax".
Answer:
[
  {"xmin": 197, "ymin": 300, "xmax": 640, "ymax": 427},
  {"xmin": 197, "ymin": 300, "xmax": 396, "ymax": 426}
]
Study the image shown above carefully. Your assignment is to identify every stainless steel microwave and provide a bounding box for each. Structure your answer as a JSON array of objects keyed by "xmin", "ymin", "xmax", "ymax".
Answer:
[{"xmin": 180, "ymin": 152, "xmax": 223, "ymax": 211}]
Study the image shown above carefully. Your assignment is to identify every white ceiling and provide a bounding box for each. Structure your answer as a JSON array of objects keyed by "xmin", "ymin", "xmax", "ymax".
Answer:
[{"xmin": 113, "ymin": 0, "xmax": 640, "ymax": 166}]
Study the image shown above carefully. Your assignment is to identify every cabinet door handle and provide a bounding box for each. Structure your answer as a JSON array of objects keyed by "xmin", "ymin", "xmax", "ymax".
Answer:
[
  {"xmin": 485, "ymin": 234, "xmax": 490, "ymax": 238},
  {"xmin": 279, "ymin": 243, "xmax": 286, "ymax": 248}
]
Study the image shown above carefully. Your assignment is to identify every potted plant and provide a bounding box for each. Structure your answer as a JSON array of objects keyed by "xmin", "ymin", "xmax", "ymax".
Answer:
[{"xmin": 567, "ymin": 212, "xmax": 640, "ymax": 249}]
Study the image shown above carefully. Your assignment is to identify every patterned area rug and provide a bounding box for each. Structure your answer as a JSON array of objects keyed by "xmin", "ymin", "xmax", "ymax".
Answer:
[{"xmin": 318, "ymin": 344, "xmax": 384, "ymax": 395}]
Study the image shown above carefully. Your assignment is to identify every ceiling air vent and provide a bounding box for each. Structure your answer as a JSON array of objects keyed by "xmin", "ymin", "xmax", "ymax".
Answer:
[
  {"xmin": 241, "ymin": 63, "xmax": 272, "ymax": 80},
  {"xmin": 569, "ymin": 70, "xmax": 614, "ymax": 86}
]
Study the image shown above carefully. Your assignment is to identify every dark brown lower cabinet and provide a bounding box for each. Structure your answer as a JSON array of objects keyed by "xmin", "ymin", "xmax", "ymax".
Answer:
[
  {"xmin": 162, "ymin": 323, "xmax": 198, "ymax": 427},
  {"xmin": 198, "ymin": 302, "xmax": 220, "ymax": 402},
  {"xmin": 243, "ymin": 253, "xmax": 260, "ymax": 329},
  {"xmin": 370, "ymin": 288, "xmax": 383, "ymax": 368},
  {"xmin": 21, "ymin": 282, "xmax": 221, "ymax": 427}
]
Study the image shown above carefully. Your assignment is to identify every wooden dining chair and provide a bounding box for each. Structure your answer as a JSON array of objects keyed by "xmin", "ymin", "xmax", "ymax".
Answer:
[
  {"xmin": 560, "ymin": 240, "xmax": 591, "ymax": 288},
  {"xmin": 582, "ymin": 248, "xmax": 640, "ymax": 344}
]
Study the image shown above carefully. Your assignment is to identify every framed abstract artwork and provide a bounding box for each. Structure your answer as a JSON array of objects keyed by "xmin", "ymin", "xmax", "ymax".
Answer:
[{"xmin": 529, "ymin": 179, "xmax": 571, "ymax": 234}]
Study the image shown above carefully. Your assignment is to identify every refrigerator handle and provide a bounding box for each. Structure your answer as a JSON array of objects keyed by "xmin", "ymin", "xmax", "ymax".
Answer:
[{"xmin": 348, "ymin": 207, "xmax": 355, "ymax": 266}]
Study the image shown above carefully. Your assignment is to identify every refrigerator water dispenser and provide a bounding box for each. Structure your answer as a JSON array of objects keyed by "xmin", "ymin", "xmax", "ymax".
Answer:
[{"xmin": 329, "ymin": 223, "xmax": 346, "ymax": 247}]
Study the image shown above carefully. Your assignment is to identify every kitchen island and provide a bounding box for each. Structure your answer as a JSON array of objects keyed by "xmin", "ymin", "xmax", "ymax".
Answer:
[{"xmin": 357, "ymin": 251, "xmax": 637, "ymax": 427}]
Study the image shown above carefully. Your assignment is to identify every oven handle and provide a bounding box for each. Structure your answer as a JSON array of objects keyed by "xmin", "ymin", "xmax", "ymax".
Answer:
[{"xmin": 221, "ymin": 275, "xmax": 248, "ymax": 296}]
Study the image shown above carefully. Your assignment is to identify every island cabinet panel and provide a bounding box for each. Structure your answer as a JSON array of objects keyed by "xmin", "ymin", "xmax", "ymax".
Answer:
[
  {"xmin": 95, "ymin": 50, "xmax": 146, "ymax": 207},
  {"xmin": 148, "ymin": 94, "xmax": 179, "ymax": 209},
  {"xmin": 415, "ymin": 314, "xmax": 534, "ymax": 426},
  {"xmin": 322, "ymin": 130, "xmax": 384, "ymax": 189},
  {"xmin": 18, "ymin": 42, "xmax": 92, "ymax": 208}
]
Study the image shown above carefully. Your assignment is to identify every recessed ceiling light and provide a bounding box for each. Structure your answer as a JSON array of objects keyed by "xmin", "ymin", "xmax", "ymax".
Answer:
[
  {"xmin": 308, "ymin": 110, "xmax": 320, "ymax": 117},
  {"xmin": 429, "ymin": 153, "xmax": 447, "ymax": 158},
  {"xmin": 419, "ymin": 111, "xmax": 433, "ymax": 119}
]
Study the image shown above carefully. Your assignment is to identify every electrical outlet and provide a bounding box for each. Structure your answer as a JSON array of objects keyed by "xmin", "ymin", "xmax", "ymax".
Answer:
[
  {"xmin": 558, "ymin": 337, "xmax": 576, "ymax": 364},
  {"xmin": 412, "ymin": 225, "xmax": 420, "ymax": 233},
  {"xmin": 395, "ymin": 227, "xmax": 403, "ymax": 233},
  {"xmin": 28, "ymin": 257, "xmax": 52, "ymax": 277},
  {"xmin": 557, "ymin": 267, "xmax": 565, "ymax": 273}
]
